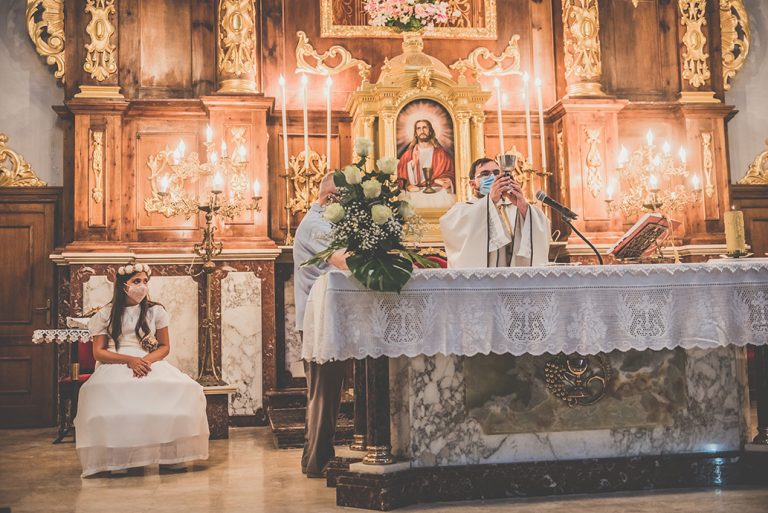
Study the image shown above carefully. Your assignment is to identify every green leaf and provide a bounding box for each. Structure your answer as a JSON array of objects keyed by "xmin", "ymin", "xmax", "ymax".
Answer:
[
  {"xmin": 398, "ymin": 250, "xmax": 440, "ymax": 269},
  {"xmin": 347, "ymin": 252, "xmax": 414, "ymax": 293},
  {"xmin": 332, "ymin": 171, "xmax": 346, "ymax": 188},
  {"xmin": 301, "ymin": 245, "xmax": 341, "ymax": 268}
]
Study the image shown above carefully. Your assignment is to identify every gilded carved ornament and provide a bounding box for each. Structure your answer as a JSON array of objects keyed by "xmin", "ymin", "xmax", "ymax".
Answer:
[
  {"xmin": 701, "ymin": 132, "xmax": 715, "ymax": 198},
  {"xmin": 218, "ymin": 0, "xmax": 257, "ymax": 77},
  {"xmin": 679, "ymin": 0, "xmax": 711, "ymax": 88},
  {"xmin": 721, "ymin": 0, "xmax": 750, "ymax": 91},
  {"xmin": 319, "ymin": 0, "xmax": 497, "ymax": 40},
  {"xmin": 90, "ymin": 130, "xmax": 104, "ymax": 203},
  {"xmin": 26, "ymin": 0, "xmax": 65, "ymax": 84},
  {"xmin": 83, "ymin": 0, "xmax": 118, "ymax": 82},
  {"xmin": 450, "ymin": 35, "xmax": 521, "ymax": 83},
  {"xmin": 0, "ymin": 134, "xmax": 47, "ymax": 187},
  {"xmin": 557, "ymin": 128, "xmax": 566, "ymax": 198},
  {"xmin": 562, "ymin": 0, "xmax": 602, "ymax": 82},
  {"xmin": 295, "ymin": 31, "xmax": 371, "ymax": 84},
  {"xmin": 738, "ymin": 139, "xmax": 768, "ymax": 185},
  {"xmin": 584, "ymin": 128, "xmax": 603, "ymax": 198}
]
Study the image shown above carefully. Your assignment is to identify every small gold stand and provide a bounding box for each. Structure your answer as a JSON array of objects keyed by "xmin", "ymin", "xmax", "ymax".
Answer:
[{"xmin": 350, "ymin": 434, "xmax": 367, "ymax": 452}]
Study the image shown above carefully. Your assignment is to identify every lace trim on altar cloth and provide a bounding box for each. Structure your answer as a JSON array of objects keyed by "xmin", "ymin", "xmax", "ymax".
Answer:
[
  {"xmin": 32, "ymin": 329, "xmax": 90, "ymax": 344},
  {"xmin": 302, "ymin": 261, "xmax": 768, "ymax": 363}
]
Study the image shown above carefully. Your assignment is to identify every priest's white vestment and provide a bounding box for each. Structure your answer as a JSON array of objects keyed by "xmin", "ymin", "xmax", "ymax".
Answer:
[{"xmin": 439, "ymin": 195, "xmax": 551, "ymax": 268}]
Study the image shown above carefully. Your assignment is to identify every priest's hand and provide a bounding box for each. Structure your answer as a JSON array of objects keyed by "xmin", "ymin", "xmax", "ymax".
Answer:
[
  {"xmin": 503, "ymin": 179, "xmax": 528, "ymax": 218},
  {"xmin": 328, "ymin": 248, "xmax": 349, "ymax": 270},
  {"xmin": 489, "ymin": 174, "xmax": 513, "ymax": 205}
]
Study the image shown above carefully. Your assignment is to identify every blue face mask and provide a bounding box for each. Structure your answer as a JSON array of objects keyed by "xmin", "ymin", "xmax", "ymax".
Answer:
[{"xmin": 478, "ymin": 174, "xmax": 496, "ymax": 196}]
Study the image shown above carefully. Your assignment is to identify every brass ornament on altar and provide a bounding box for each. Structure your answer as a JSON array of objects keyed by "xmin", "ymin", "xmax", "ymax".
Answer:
[
  {"xmin": 0, "ymin": 133, "xmax": 47, "ymax": 187},
  {"xmin": 319, "ymin": 0, "xmax": 497, "ymax": 40},
  {"xmin": 738, "ymin": 139, "xmax": 768, "ymax": 185},
  {"xmin": 584, "ymin": 127, "xmax": 603, "ymax": 198},
  {"xmin": 83, "ymin": 0, "xmax": 118, "ymax": 82},
  {"xmin": 562, "ymin": 0, "xmax": 604, "ymax": 97},
  {"xmin": 679, "ymin": 0, "xmax": 711, "ymax": 89},
  {"xmin": 545, "ymin": 353, "xmax": 612, "ymax": 407},
  {"xmin": 89, "ymin": 130, "xmax": 104, "ymax": 204},
  {"xmin": 26, "ymin": 0, "xmax": 65, "ymax": 84},
  {"xmin": 701, "ymin": 132, "xmax": 715, "ymax": 198},
  {"xmin": 295, "ymin": 31, "xmax": 371, "ymax": 84},
  {"xmin": 721, "ymin": 0, "xmax": 750, "ymax": 91},
  {"xmin": 283, "ymin": 150, "xmax": 328, "ymax": 245}
]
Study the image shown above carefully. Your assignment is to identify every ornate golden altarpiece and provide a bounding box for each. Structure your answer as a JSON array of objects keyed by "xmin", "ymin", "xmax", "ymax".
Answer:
[{"xmin": 345, "ymin": 34, "xmax": 490, "ymax": 240}]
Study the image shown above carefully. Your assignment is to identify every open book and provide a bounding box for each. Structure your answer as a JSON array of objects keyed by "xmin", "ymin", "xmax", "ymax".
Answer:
[{"xmin": 608, "ymin": 213, "xmax": 680, "ymax": 260}]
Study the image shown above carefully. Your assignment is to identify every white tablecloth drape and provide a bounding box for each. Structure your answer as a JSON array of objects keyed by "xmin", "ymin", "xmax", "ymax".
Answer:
[{"xmin": 302, "ymin": 261, "xmax": 768, "ymax": 363}]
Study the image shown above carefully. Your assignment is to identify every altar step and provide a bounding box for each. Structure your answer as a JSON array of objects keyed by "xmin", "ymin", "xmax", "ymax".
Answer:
[{"xmin": 265, "ymin": 388, "xmax": 354, "ymax": 449}]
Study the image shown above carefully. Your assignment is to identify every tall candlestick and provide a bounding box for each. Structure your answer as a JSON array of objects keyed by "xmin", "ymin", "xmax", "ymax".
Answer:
[
  {"xmin": 325, "ymin": 75, "xmax": 332, "ymax": 169},
  {"xmin": 535, "ymin": 77, "xmax": 546, "ymax": 172},
  {"xmin": 493, "ymin": 78, "xmax": 505, "ymax": 155},
  {"xmin": 300, "ymin": 73, "xmax": 309, "ymax": 169},
  {"xmin": 278, "ymin": 75, "xmax": 289, "ymax": 170},
  {"xmin": 523, "ymin": 73, "xmax": 533, "ymax": 165},
  {"xmin": 724, "ymin": 207, "xmax": 747, "ymax": 254}
]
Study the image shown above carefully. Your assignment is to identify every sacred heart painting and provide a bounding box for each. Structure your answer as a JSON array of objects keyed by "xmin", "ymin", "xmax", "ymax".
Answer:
[{"xmin": 396, "ymin": 99, "xmax": 457, "ymax": 210}]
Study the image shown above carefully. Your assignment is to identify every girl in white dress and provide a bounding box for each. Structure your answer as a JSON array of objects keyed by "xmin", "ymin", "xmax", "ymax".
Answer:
[{"xmin": 74, "ymin": 263, "xmax": 209, "ymax": 477}]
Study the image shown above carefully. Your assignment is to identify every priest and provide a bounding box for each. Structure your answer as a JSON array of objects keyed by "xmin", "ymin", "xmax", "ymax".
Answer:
[{"xmin": 439, "ymin": 157, "xmax": 550, "ymax": 268}]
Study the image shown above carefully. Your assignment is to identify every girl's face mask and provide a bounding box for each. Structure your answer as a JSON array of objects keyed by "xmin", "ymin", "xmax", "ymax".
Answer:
[
  {"xmin": 478, "ymin": 174, "xmax": 496, "ymax": 196},
  {"xmin": 125, "ymin": 283, "xmax": 148, "ymax": 304}
]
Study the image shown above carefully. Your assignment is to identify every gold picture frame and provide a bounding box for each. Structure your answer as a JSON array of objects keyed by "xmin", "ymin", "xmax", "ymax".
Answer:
[{"xmin": 320, "ymin": 0, "xmax": 497, "ymax": 40}]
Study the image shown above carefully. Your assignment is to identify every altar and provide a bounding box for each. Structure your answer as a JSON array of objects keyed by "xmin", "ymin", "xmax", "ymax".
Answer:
[{"xmin": 303, "ymin": 261, "xmax": 768, "ymax": 510}]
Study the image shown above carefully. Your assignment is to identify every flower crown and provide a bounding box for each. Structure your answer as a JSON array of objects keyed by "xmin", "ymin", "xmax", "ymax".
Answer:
[{"xmin": 117, "ymin": 263, "xmax": 152, "ymax": 276}]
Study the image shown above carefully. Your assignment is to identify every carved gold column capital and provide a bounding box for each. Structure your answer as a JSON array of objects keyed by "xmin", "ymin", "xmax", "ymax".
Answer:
[
  {"xmin": 26, "ymin": 0, "xmax": 65, "ymax": 84},
  {"xmin": 678, "ymin": 0, "xmax": 719, "ymax": 103},
  {"xmin": 74, "ymin": 0, "xmax": 123, "ymax": 98},
  {"xmin": 217, "ymin": 0, "xmax": 258, "ymax": 93},
  {"xmin": 721, "ymin": 0, "xmax": 750, "ymax": 91},
  {"xmin": 738, "ymin": 139, "xmax": 768, "ymax": 185},
  {"xmin": 0, "ymin": 133, "xmax": 47, "ymax": 187},
  {"xmin": 562, "ymin": 0, "xmax": 604, "ymax": 97}
]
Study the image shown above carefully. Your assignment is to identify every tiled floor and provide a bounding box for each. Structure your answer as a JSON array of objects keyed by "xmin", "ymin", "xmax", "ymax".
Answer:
[{"xmin": 1, "ymin": 427, "xmax": 767, "ymax": 513}]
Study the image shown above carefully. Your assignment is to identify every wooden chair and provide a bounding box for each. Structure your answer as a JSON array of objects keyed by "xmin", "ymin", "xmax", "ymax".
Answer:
[{"xmin": 54, "ymin": 339, "xmax": 95, "ymax": 443}]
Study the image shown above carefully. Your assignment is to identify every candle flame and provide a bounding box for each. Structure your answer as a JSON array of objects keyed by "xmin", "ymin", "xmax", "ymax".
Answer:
[
  {"xmin": 523, "ymin": 72, "xmax": 529, "ymax": 83},
  {"xmin": 159, "ymin": 174, "xmax": 170, "ymax": 193},
  {"xmin": 493, "ymin": 77, "xmax": 500, "ymax": 89},
  {"xmin": 662, "ymin": 141, "xmax": 671, "ymax": 155},
  {"xmin": 618, "ymin": 145, "xmax": 629, "ymax": 166},
  {"xmin": 692, "ymin": 174, "xmax": 701, "ymax": 190},
  {"xmin": 205, "ymin": 125, "xmax": 213, "ymax": 143},
  {"xmin": 534, "ymin": 77, "xmax": 542, "ymax": 88},
  {"xmin": 177, "ymin": 139, "xmax": 186, "ymax": 156},
  {"xmin": 645, "ymin": 129, "xmax": 654, "ymax": 146},
  {"xmin": 210, "ymin": 151, "xmax": 218, "ymax": 164},
  {"xmin": 678, "ymin": 147, "xmax": 687, "ymax": 164},
  {"xmin": 649, "ymin": 174, "xmax": 659, "ymax": 189},
  {"xmin": 300, "ymin": 73, "xmax": 308, "ymax": 86},
  {"xmin": 213, "ymin": 172, "xmax": 224, "ymax": 189},
  {"xmin": 238, "ymin": 145, "xmax": 246, "ymax": 160},
  {"xmin": 278, "ymin": 75, "xmax": 285, "ymax": 86}
]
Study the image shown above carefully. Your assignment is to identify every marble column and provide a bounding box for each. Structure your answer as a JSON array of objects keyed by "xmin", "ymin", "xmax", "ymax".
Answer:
[{"xmin": 363, "ymin": 356, "xmax": 393, "ymax": 464}]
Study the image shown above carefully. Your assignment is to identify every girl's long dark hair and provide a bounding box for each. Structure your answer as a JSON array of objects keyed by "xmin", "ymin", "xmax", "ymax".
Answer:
[{"xmin": 107, "ymin": 271, "xmax": 159, "ymax": 350}]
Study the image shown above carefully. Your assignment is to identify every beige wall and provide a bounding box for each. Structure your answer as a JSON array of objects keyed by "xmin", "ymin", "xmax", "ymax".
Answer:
[
  {"xmin": 0, "ymin": 1, "xmax": 64, "ymax": 186},
  {"xmin": 726, "ymin": 0, "xmax": 768, "ymax": 183}
]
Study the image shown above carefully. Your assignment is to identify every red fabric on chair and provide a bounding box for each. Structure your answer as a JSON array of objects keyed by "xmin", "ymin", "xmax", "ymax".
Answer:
[{"xmin": 78, "ymin": 340, "xmax": 96, "ymax": 374}]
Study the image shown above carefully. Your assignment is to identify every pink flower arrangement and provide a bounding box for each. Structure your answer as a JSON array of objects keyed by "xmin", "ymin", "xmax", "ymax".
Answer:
[{"xmin": 364, "ymin": 0, "xmax": 456, "ymax": 31}]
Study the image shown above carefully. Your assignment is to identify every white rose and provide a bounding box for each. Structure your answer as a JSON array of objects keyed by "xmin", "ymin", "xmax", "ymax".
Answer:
[
  {"xmin": 362, "ymin": 179, "xmax": 382, "ymax": 199},
  {"xmin": 399, "ymin": 200, "xmax": 416, "ymax": 220},
  {"xmin": 323, "ymin": 203, "xmax": 345, "ymax": 223},
  {"xmin": 125, "ymin": 265, "xmax": 134, "ymax": 274},
  {"xmin": 371, "ymin": 204, "xmax": 393, "ymax": 225},
  {"xmin": 343, "ymin": 165, "xmax": 362, "ymax": 185},
  {"xmin": 354, "ymin": 137, "xmax": 373, "ymax": 157},
  {"xmin": 376, "ymin": 156, "xmax": 398, "ymax": 175}
]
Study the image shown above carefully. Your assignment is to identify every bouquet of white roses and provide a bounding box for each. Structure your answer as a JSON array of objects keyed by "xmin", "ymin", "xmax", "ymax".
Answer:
[
  {"xmin": 303, "ymin": 138, "xmax": 437, "ymax": 292},
  {"xmin": 364, "ymin": 0, "xmax": 455, "ymax": 32}
]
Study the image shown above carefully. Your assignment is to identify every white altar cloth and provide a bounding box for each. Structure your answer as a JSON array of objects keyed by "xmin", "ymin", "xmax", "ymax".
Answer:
[{"xmin": 302, "ymin": 261, "xmax": 768, "ymax": 363}]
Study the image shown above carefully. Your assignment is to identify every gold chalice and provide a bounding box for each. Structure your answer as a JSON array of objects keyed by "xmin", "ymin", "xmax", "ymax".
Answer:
[{"xmin": 421, "ymin": 166, "xmax": 437, "ymax": 194}]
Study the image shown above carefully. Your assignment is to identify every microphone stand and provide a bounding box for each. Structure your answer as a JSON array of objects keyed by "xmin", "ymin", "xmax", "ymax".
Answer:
[{"xmin": 563, "ymin": 218, "xmax": 604, "ymax": 266}]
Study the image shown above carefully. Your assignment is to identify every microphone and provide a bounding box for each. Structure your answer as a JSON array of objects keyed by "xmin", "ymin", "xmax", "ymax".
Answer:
[{"xmin": 535, "ymin": 191, "xmax": 578, "ymax": 221}]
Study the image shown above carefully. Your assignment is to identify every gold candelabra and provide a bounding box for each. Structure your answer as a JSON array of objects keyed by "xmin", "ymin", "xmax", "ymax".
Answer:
[{"xmin": 144, "ymin": 126, "xmax": 262, "ymax": 386}]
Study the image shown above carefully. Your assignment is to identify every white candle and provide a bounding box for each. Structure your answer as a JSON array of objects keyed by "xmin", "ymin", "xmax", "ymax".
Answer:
[
  {"xmin": 678, "ymin": 147, "xmax": 687, "ymax": 165},
  {"xmin": 535, "ymin": 77, "xmax": 546, "ymax": 172},
  {"xmin": 159, "ymin": 174, "xmax": 170, "ymax": 194},
  {"xmin": 617, "ymin": 145, "xmax": 629, "ymax": 168},
  {"xmin": 300, "ymin": 73, "xmax": 309, "ymax": 169},
  {"xmin": 648, "ymin": 174, "xmax": 659, "ymax": 191},
  {"xmin": 253, "ymin": 179, "xmax": 261, "ymax": 197},
  {"xmin": 178, "ymin": 139, "xmax": 186, "ymax": 157},
  {"xmin": 278, "ymin": 75, "xmax": 289, "ymax": 170},
  {"xmin": 205, "ymin": 125, "xmax": 213, "ymax": 144},
  {"xmin": 238, "ymin": 145, "xmax": 246, "ymax": 162},
  {"xmin": 221, "ymin": 141, "xmax": 227, "ymax": 159},
  {"xmin": 210, "ymin": 151, "xmax": 218, "ymax": 164},
  {"xmin": 212, "ymin": 172, "xmax": 224, "ymax": 194},
  {"xmin": 523, "ymin": 73, "xmax": 533, "ymax": 164},
  {"xmin": 493, "ymin": 78, "xmax": 505, "ymax": 155},
  {"xmin": 325, "ymin": 75, "xmax": 333, "ymax": 169},
  {"xmin": 646, "ymin": 129, "xmax": 654, "ymax": 146},
  {"xmin": 691, "ymin": 174, "xmax": 701, "ymax": 191}
]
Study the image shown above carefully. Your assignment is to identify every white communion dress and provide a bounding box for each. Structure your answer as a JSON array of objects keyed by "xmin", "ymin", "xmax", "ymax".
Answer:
[{"xmin": 74, "ymin": 304, "xmax": 209, "ymax": 477}]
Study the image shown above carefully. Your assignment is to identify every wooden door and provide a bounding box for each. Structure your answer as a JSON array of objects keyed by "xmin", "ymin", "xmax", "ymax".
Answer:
[{"xmin": 0, "ymin": 190, "xmax": 60, "ymax": 427}]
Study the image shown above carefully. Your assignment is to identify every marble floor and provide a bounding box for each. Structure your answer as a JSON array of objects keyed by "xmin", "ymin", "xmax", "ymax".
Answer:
[{"xmin": 1, "ymin": 427, "xmax": 767, "ymax": 513}]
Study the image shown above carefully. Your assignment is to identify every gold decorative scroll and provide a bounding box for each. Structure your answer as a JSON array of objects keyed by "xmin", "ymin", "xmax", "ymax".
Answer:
[
  {"xmin": 90, "ymin": 130, "xmax": 104, "ymax": 203},
  {"xmin": 584, "ymin": 128, "xmax": 602, "ymax": 198},
  {"xmin": 83, "ymin": 0, "xmax": 118, "ymax": 82},
  {"xmin": 0, "ymin": 133, "xmax": 47, "ymax": 187},
  {"xmin": 286, "ymin": 150, "xmax": 327, "ymax": 215},
  {"xmin": 679, "ymin": 0, "xmax": 710, "ymax": 88},
  {"xmin": 701, "ymin": 132, "xmax": 715, "ymax": 198},
  {"xmin": 450, "ymin": 35, "xmax": 521, "ymax": 82},
  {"xmin": 721, "ymin": 0, "xmax": 750, "ymax": 91},
  {"xmin": 417, "ymin": 68, "xmax": 432, "ymax": 90},
  {"xmin": 738, "ymin": 139, "xmax": 768, "ymax": 185},
  {"xmin": 319, "ymin": 0, "xmax": 497, "ymax": 40},
  {"xmin": 295, "ymin": 31, "xmax": 371, "ymax": 83},
  {"xmin": 218, "ymin": 0, "xmax": 257, "ymax": 79},
  {"xmin": 26, "ymin": 0, "xmax": 65, "ymax": 84},
  {"xmin": 562, "ymin": 0, "xmax": 603, "ymax": 96}
]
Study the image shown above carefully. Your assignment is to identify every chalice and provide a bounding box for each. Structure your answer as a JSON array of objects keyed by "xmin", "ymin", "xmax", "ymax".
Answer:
[{"xmin": 421, "ymin": 166, "xmax": 437, "ymax": 194}]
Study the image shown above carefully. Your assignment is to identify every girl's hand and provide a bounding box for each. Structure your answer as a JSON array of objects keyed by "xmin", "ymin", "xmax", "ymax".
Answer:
[{"xmin": 127, "ymin": 357, "xmax": 151, "ymax": 378}]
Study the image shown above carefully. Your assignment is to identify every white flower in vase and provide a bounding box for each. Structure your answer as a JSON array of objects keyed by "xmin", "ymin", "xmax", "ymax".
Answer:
[
  {"xmin": 323, "ymin": 203, "xmax": 345, "ymax": 223},
  {"xmin": 371, "ymin": 204, "xmax": 393, "ymax": 225},
  {"xmin": 354, "ymin": 137, "xmax": 373, "ymax": 158},
  {"xmin": 362, "ymin": 179, "xmax": 382, "ymax": 199},
  {"xmin": 377, "ymin": 156, "xmax": 398, "ymax": 175},
  {"xmin": 343, "ymin": 165, "xmax": 363, "ymax": 185}
]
